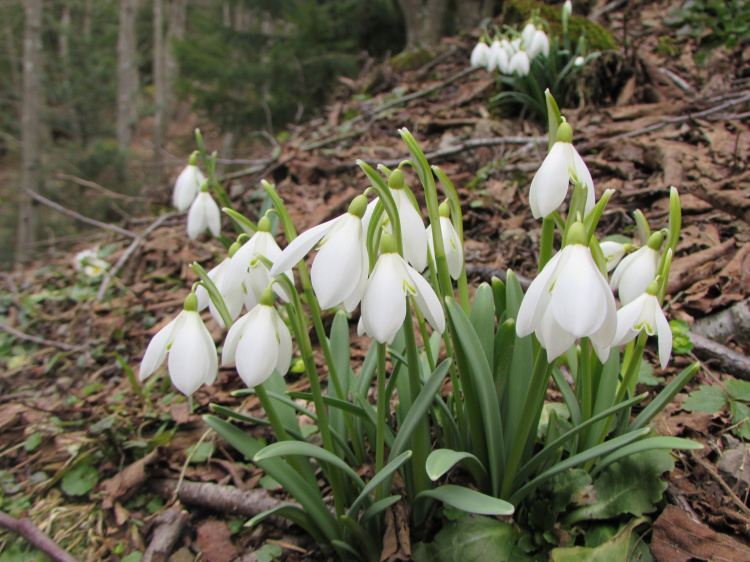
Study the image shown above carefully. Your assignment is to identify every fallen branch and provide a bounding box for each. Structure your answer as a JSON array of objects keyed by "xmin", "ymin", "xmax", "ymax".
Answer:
[
  {"xmin": 0, "ymin": 323, "xmax": 80, "ymax": 352},
  {"xmin": 142, "ymin": 507, "xmax": 188, "ymax": 562},
  {"xmin": 0, "ymin": 511, "xmax": 78, "ymax": 562},
  {"xmin": 26, "ymin": 189, "xmax": 137, "ymax": 239},
  {"xmin": 692, "ymin": 298, "xmax": 750, "ymax": 346},
  {"xmin": 689, "ymin": 331, "xmax": 750, "ymax": 381},
  {"xmin": 667, "ymin": 238, "xmax": 736, "ymax": 294},
  {"xmin": 96, "ymin": 212, "xmax": 178, "ymax": 300},
  {"xmin": 55, "ymin": 173, "xmax": 145, "ymax": 201},
  {"xmin": 151, "ymin": 479, "xmax": 286, "ymax": 519}
]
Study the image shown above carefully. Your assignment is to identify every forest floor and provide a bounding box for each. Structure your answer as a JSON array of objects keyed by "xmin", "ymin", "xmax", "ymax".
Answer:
[{"xmin": 2, "ymin": 0, "xmax": 750, "ymax": 560}]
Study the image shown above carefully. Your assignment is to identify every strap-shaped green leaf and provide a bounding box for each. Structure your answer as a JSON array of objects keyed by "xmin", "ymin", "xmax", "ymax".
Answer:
[
  {"xmin": 593, "ymin": 436, "xmax": 702, "ymax": 475},
  {"xmin": 348, "ymin": 451, "xmax": 412, "ymax": 518},
  {"xmin": 425, "ymin": 449, "xmax": 488, "ymax": 484},
  {"xmin": 247, "ymin": 504, "xmax": 326, "ymax": 545},
  {"xmin": 416, "ymin": 485, "xmax": 514, "ymax": 516},
  {"xmin": 628, "ymin": 362, "xmax": 699, "ymax": 432}
]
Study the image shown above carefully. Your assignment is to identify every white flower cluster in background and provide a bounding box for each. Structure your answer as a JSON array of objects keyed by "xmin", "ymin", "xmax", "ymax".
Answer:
[{"xmin": 470, "ymin": 20, "xmax": 550, "ymax": 77}]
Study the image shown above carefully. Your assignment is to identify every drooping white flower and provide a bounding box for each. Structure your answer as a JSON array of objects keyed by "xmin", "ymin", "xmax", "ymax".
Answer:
[
  {"xmin": 222, "ymin": 288, "xmax": 292, "ymax": 388},
  {"xmin": 388, "ymin": 169, "xmax": 428, "ymax": 272},
  {"xmin": 74, "ymin": 247, "xmax": 109, "ymax": 277},
  {"xmin": 527, "ymin": 30, "xmax": 550, "ymax": 59},
  {"xmin": 574, "ymin": 56, "xmax": 585, "ymax": 67},
  {"xmin": 271, "ymin": 195, "xmax": 369, "ymax": 312},
  {"xmin": 173, "ymin": 152, "xmax": 206, "ymax": 211},
  {"xmin": 360, "ymin": 233, "xmax": 445, "ymax": 345},
  {"xmin": 612, "ymin": 282, "xmax": 672, "ymax": 369},
  {"xmin": 471, "ymin": 41, "xmax": 491, "ymax": 68},
  {"xmin": 528, "ymin": 120, "xmax": 595, "ymax": 219},
  {"xmin": 610, "ymin": 232, "xmax": 663, "ymax": 305},
  {"xmin": 426, "ymin": 202, "xmax": 464, "ymax": 280},
  {"xmin": 521, "ymin": 23, "xmax": 537, "ymax": 46},
  {"xmin": 139, "ymin": 293, "xmax": 218, "ymax": 396},
  {"xmin": 516, "ymin": 222, "xmax": 616, "ymax": 363},
  {"xmin": 223, "ymin": 216, "xmax": 293, "ymax": 309},
  {"xmin": 195, "ymin": 249, "xmax": 244, "ymax": 328},
  {"xmin": 563, "ymin": 0, "xmax": 573, "ymax": 21},
  {"xmin": 600, "ymin": 241, "xmax": 630, "ymax": 272},
  {"xmin": 187, "ymin": 190, "xmax": 221, "ymax": 240},
  {"xmin": 508, "ymin": 50, "xmax": 531, "ymax": 76},
  {"xmin": 488, "ymin": 40, "xmax": 510, "ymax": 73}
]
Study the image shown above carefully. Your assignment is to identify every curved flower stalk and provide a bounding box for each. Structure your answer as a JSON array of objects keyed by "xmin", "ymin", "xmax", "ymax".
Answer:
[
  {"xmin": 611, "ymin": 231, "xmax": 663, "ymax": 304},
  {"xmin": 195, "ymin": 243, "xmax": 244, "ymax": 327},
  {"xmin": 187, "ymin": 188, "xmax": 221, "ymax": 240},
  {"xmin": 224, "ymin": 216, "xmax": 293, "ymax": 309},
  {"xmin": 139, "ymin": 292, "xmax": 217, "ymax": 396},
  {"xmin": 270, "ymin": 195, "xmax": 369, "ymax": 312},
  {"xmin": 427, "ymin": 201, "xmax": 463, "ymax": 280},
  {"xmin": 360, "ymin": 233, "xmax": 444, "ymax": 345},
  {"xmin": 173, "ymin": 152, "xmax": 206, "ymax": 211},
  {"xmin": 613, "ymin": 280, "xmax": 672, "ymax": 369},
  {"xmin": 516, "ymin": 222, "xmax": 616, "ymax": 362},
  {"xmin": 222, "ymin": 288, "xmax": 292, "ymax": 388},
  {"xmin": 529, "ymin": 120, "xmax": 595, "ymax": 219},
  {"xmin": 388, "ymin": 169, "xmax": 428, "ymax": 272}
]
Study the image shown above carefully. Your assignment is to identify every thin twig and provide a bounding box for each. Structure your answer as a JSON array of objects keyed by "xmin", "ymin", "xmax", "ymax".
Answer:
[
  {"xmin": 26, "ymin": 189, "xmax": 137, "ymax": 239},
  {"xmin": 690, "ymin": 450, "xmax": 750, "ymax": 518},
  {"xmin": 688, "ymin": 331, "xmax": 750, "ymax": 382},
  {"xmin": 0, "ymin": 323, "xmax": 80, "ymax": 352},
  {"xmin": 96, "ymin": 212, "xmax": 178, "ymax": 301},
  {"xmin": 0, "ymin": 511, "xmax": 78, "ymax": 562},
  {"xmin": 55, "ymin": 173, "xmax": 145, "ymax": 201}
]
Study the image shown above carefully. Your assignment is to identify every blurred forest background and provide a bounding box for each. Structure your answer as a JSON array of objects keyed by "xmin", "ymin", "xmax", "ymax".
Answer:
[{"xmin": 0, "ymin": 0, "xmax": 500, "ymax": 269}]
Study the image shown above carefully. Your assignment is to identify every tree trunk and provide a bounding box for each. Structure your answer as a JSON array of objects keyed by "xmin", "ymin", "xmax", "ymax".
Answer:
[
  {"xmin": 2, "ymin": 1, "xmax": 21, "ymax": 97},
  {"xmin": 16, "ymin": 0, "xmax": 43, "ymax": 265},
  {"xmin": 455, "ymin": 0, "xmax": 494, "ymax": 33},
  {"xmin": 116, "ymin": 0, "xmax": 140, "ymax": 155},
  {"xmin": 397, "ymin": 0, "xmax": 448, "ymax": 48}
]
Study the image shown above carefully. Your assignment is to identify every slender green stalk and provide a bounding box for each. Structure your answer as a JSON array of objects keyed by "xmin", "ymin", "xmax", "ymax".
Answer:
[
  {"xmin": 375, "ymin": 342, "xmax": 387, "ymax": 501},
  {"xmin": 578, "ymin": 340, "xmax": 593, "ymax": 450},
  {"xmin": 254, "ymin": 383, "xmax": 290, "ymax": 441},
  {"xmin": 501, "ymin": 346, "xmax": 552, "ymax": 499},
  {"xmin": 403, "ymin": 300, "xmax": 431, "ymax": 499},
  {"xmin": 539, "ymin": 215, "xmax": 556, "ymax": 270},
  {"xmin": 616, "ymin": 331, "xmax": 648, "ymax": 405}
]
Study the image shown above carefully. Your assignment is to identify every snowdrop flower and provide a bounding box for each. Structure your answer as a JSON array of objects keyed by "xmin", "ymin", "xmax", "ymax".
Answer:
[
  {"xmin": 488, "ymin": 40, "xmax": 509, "ymax": 73},
  {"xmin": 271, "ymin": 195, "xmax": 369, "ymax": 312},
  {"xmin": 563, "ymin": 0, "xmax": 573, "ymax": 21},
  {"xmin": 173, "ymin": 152, "xmax": 206, "ymax": 211},
  {"xmin": 224, "ymin": 216, "xmax": 293, "ymax": 309},
  {"xmin": 471, "ymin": 41, "xmax": 491, "ymax": 68},
  {"xmin": 528, "ymin": 119, "xmax": 595, "ymax": 219},
  {"xmin": 600, "ymin": 241, "xmax": 632, "ymax": 272},
  {"xmin": 74, "ymin": 248, "xmax": 109, "ymax": 277},
  {"xmin": 426, "ymin": 202, "xmax": 464, "ymax": 279},
  {"xmin": 527, "ymin": 30, "xmax": 550, "ymax": 59},
  {"xmin": 388, "ymin": 169, "xmax": 428, "ymax": 272},
  {"xmin": 139, "ymin": 292, "xmax": 218, "ymax": 396},
  {"xmin": 521, "ymin": 23, "xmax": 537, "ymax": 46},
  {"xmin": 516, "ymin": 222, "xmax": 616, "ymax": 363},
  {"xmin": 613, "ymin": 280, "xmax": 672, "ymax": 369},
  {"xmin": 360, "ymin": 233, "xmax": 444, "ymax": 345},
  {"xmin": 222, "ymin": 288, "xmax": 292, "ymax": 387},
  {"xmin": 195, "ymin": 243, "xmax": 245, "ymax": 327},
  {"xmin": 187, "ymin": 188, "xmax": 221, "ymax": 239},
  {"xmin": 610, "ymin": 232, "xmax": 663, "ymax": 305},
  {"xmin": 508, "ymin": 50, "xmax": 531, "ymax": 76}
]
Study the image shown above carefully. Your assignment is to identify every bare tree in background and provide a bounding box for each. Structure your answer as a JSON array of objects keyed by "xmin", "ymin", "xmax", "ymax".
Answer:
[
  {"xmin": 117, "ymin": 0, "xmax": 140, "ymax": 156},
  {"xmin": 398, "ymin": 0, "xmax": 494, "ymax": 48},
  {"xmin": 153, "ymin": 0, "xmax": 187, "ymax": 183},
  {"xmin": 16, "ymin": 0, "xmax": 43, "ymax": 265}
]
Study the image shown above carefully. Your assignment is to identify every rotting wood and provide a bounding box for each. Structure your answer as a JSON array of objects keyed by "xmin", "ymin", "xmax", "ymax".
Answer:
[
  {"xmin": 689, "ymin": 331, "xmax": 750, "ymax": 381},
  {"xmin": 142, "ymin": 506, "xmax": 188, "ymax": 562}
]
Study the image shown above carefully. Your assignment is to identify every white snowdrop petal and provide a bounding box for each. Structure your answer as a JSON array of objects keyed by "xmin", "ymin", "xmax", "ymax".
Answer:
[
  {"xmin": 613, "ymin": 294, "xmax": 648, "ymax": 346},
  {"xmin": 270, "ymin": 219, "xmax": 337, "ymax": 276},
  {"xmin": 529, "ymin": 143, "xmax": 571, "ymax": 219},
  {"xmin": 394, "ymin": 190, "xmax": 428, "ymax": 272},
  {"xmin": 196, "ymin": 318, "xmax": 219, "ymax": 385},
  {"xmin": 205, "ymin": 195, "xmax": 222, "ymax": 237},
  {"xmin": 173, "ymin": 166, "xmax": 205, "ymax": 211},
  {"xmin": 234, "ymin": 307, "xmax": 279, "ymax": 387},
  {"xmin": 312, "ymin": 216, "xmax": 364, "ymax": 309},
  {"xmin": 139, "ymin": 316, "xmax": 180, "ymax": 381},
  {"xmin": 655, "ymin": 308, "xmax": 673, "ymax": 370},
  {"xmin": 551, "ymin": 246, "xmax": 607, "ymax": 338},
  {"xmin": 516, "ymin": 251, "xmax": 561, "ymax": 337},
  {"xmin": 274, "ymin": 314, "xmax": 293, "ymax": 376},
  {"xmin": 187, "ymin": 196, "xmax": 207, "ymax": 240},
  {"xmin": 343, "ymin": 245, "xmax": 370, "ymax": 313},
  {"xmin": 539, "ymin": 308, "xmax": 576, "ymax": 362},
  {"xmin": 406, "ymin": 263, "xmax": 445, "ymax": 334},
  {"xmin": 222, "ymin": 308, "xmax": 258, "ymax": 365},
  {"xmin": 167, "ymin": 312, "xmax": 214, "ymax": 395},
  {"xmin": 362, "ymin": 255, "xmax": 407, "ymax": 344}
]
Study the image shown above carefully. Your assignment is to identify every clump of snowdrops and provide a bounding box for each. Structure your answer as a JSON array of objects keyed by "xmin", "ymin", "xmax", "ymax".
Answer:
[
  {"xmin": 471, "ymin": 3, "xmax": 601, "ymax": 121},
  {"xmin": 138, "ymin": 92, "xmax": 700, "ymax": 559}
]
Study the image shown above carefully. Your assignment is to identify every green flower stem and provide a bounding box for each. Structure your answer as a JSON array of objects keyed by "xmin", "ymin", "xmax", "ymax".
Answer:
[
  {"xmin": 189, "ymin": 263, "xmax": 233, "ymax": 328},
  {"xmin": 254, "ymin": 383, "xmax": 290, "ymax": 441},
  {"xmin": 578, "ymin": 340, "xmax": 593, "ymax": 450},
  {"xmin": 539, "ymin": 215, "xmax": 556, "ymax": 270},
  {"xmin": 403, "ymin": 300, "xmax": 431, "ymax": 500},
  {"xmin": 375, "ymin": 342, "xmax": 387, "ymax": 501},
  {"xmin": 262, "ymin": 180, "xmax": 362, "ymax": 463},
  {"xmin": 501, "ymin": 345, "xmax": 552, "ymax": 500}
]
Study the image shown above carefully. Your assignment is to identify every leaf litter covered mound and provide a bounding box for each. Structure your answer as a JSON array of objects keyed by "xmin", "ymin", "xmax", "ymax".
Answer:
[{"xmin": 2, "ymin": 0, "xmax": 750, "ymax": 559}]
